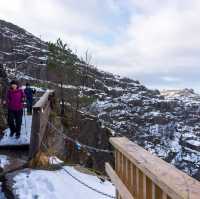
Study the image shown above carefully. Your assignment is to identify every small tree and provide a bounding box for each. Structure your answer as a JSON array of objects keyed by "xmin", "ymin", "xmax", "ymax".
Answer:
[
  {"xmin": 48, "ymin": 38, "xmax": 78, "ymax": 115},
  {"xmin": 73, "ymin": 50, "xmax": 93, "ymax": 123}
]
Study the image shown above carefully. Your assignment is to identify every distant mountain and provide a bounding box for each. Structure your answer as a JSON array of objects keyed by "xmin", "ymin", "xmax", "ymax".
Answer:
[
  {"xmin": 0, "ymin": 19, "xmax": 199, "ymax": 180},
  {"xmin": 161, "ymin": 88, "xmax": 200, "ymax": 101}
]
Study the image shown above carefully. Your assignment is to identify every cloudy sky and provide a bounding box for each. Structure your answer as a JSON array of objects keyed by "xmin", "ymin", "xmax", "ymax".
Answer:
[{"xmin": 0, "ymin": 0, "xmax": 200, "ymax": 91}]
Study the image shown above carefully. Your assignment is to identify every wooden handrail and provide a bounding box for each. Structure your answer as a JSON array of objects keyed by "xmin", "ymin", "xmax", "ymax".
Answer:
[
  {"xmin": 29, "ymin": 90, "xmax": 55, "ymax": 159},
  {"xmin": 33, "ymin": 90, "xmax": 54, "ymax": 109},
  {"xmin": 106, "ymin": 137, "xmax": 200, "ymax": 199}
]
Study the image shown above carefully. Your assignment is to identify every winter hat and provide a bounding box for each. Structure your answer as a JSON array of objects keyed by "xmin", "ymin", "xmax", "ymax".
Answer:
[{"xmin": 10, "ymin": 80, "xmax": 19, "ymax": 86}]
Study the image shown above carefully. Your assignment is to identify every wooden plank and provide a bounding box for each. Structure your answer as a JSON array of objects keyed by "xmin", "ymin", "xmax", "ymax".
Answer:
[
  {"xmin": 124, "ymin": 157, "xmax": 128, "ymax": 187},
  {"xmin": 162, "ymin": 193, "xmax": 168, "ymax": 199},
  {"xmin": 33, "ymin": 90, "xmax": 53, "ymax": 108},
  {"xmin": 110, "ymin": 137, "xmax": 200, "ymax": 199},
  {"xmin": 29, "ymin": 108, "xmax": 41, "ymax": 158},
  {"xmin": 130, "ymin": 163, "xmax": 134, "ymax": 196},
  {"xmin": 123, "ymin": 155, "xmax": 129, "ymax": 187},
  {"xmin": 138, "ymin": 169, "xmax": 143, "ymax": 199},
  {"xmin": 155, "ymin": 185, "xmax": 163, "ymax": 199},
  {"xmin": 38, "ymin": 102, "xmax": 51, "ymax": 147},
  {"xmin": 106, "ymin": 163, "xmax": 134, "ymax": 199},
  {"xmin": 136, "ymin": 168, "xmax": 139, "ymax": 198},
  {"xmin": 115, "ymin": 151, "xmax": 120, "ymax": 199},
  {"xmin": 143, "ymin": 174, "xmax": 147, "ymax": 199},
  {"xmin": 119, "ymin": 152, "xmax": 123, "ymax": 178},
  {"xmin": 152, "ymin": 183, "xmax": 156, "ymax": 199},
  {"xmin": 29, "ymin": 91, "xmax": 54, "ymax": 159},
  {"xmin": 146, "ymin": 177, "xmax": 152, "ymax": 199},
  {"xmin": 127, "ymin": 160, "xmax": 131, "ymax": 193},
  {"xmin": 115, "ymin": 151, "xmax": 118, "ymax": 171},
  {"xmin": 121, "ymin": 154, "xmax": 125, "ymax": 184},
  {"xmin": 132, "ymin": 164, "xmax": 137, "ymax": 197}
]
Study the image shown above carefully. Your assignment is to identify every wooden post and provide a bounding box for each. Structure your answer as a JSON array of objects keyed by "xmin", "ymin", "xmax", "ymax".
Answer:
[
  {"xmin": 29, "ymin": 90, "xmax": 54, "ymax": 159},
  {"xmin": 29, "ymin": 107, "xmax": 41, "ymax": 159}
]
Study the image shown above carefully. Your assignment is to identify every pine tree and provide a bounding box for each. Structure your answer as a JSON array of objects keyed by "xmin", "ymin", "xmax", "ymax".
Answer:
[{"xmin": 47, "ymin": 38, "xmax": 80, "ymax": 115}]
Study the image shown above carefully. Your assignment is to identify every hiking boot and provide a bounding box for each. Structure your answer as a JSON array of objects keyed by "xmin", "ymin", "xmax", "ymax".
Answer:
[
  {"xmin": 15, "ymin": 133, "xmax": 20, "ymax": 139},
  {"xmin": 10, "ymin": 132, "xmax": 15, "ymax": 137}
]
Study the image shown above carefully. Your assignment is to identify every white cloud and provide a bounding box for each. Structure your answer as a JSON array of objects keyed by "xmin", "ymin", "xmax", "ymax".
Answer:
[{"xmin": 0, "ymin": 0, "xmax": 200, "ymax": 90}]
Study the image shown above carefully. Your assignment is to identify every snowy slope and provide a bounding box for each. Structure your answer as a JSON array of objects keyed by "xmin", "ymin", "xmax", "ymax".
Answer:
[
  {"xmin": 0, "ymin": 19, "xmax": 48, "ymax": 80},
  {"xmin": 13, "ymin": 166, "xmax": 115, "ymax": 199}
]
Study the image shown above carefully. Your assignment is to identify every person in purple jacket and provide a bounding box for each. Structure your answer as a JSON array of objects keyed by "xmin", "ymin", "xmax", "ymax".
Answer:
[{"xmin": 6, "ymin": 80, "xmax": 25, "ymax": 138}]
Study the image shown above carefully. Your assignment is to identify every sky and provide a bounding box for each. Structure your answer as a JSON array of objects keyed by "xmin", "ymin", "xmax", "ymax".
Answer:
[{"xmin": 0, "ymin": 0, "xmax": 200, "ymax": 91}]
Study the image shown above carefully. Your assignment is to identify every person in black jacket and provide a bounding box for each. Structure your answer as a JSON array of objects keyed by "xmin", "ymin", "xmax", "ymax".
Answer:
[{"xmin": 24, "ymin": 83, "xmax": 36, "ymax": 115}]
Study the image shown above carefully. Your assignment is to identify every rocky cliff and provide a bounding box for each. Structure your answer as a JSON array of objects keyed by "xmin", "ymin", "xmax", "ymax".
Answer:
[{"xmin": 0, "ymin": 19, "xmax": 48, "ymax": 80}]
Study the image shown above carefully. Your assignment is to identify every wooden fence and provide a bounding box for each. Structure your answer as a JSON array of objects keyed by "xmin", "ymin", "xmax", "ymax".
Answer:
[
  {"xmin": 29, "ymin": 90, "xmax": 55, "ymax": 159},
  {"xmin": 106, "ymin": 137, "xmax": 200, "ymax": 199}
]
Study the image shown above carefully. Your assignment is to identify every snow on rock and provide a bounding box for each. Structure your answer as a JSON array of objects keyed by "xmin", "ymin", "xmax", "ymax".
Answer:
[
  {"xmin": 88, "ymin": 83, "xmax": 200, "ymax": 180},
  {"xmin": 21, "ymin": 85, "xmax": 46, "ymax": 92},
  {"xmin": 186, "ymin": 140, "xmax": 200, "ymax": 147},
  {"xmin": 0, "ymin": 19, "xmax": 48, "ymax": 80},
  {"xmin": 49, "ymin": 156, "xmax": 64, "ymax": 165},
  {"xmin": 0, "ymin": 110, "xmax": 32, "ymax": 146},
  {"xmin": 0, "ymin": 155, "xmax": 9, "ymax": 168},
  {"xmin": 13, "ymin": 166, "xmax": 115, "ymax": 199}
]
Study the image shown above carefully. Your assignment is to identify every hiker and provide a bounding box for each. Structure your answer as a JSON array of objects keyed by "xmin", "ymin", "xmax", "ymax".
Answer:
[
  {"xmin": 24, "ymin": 83, "xmax": 36, "ymax": 115},
  {"xmin": 5, "ymin": 80, "xmax": 25, "ymax": 138}
]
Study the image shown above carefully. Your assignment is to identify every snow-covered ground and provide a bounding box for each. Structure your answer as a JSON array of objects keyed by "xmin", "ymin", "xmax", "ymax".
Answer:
[
  {"xmin": 0, "ymin": 110, "xmax": 32, "ymax": 146},
  {"xmin": 13, "ymin": 166, "xmax": 115, "ymax": 199}
]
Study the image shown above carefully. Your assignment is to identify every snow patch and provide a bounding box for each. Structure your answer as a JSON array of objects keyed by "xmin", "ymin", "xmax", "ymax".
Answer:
[
  {"xmin": 0, "ymin": 155, "xmax": 9, "ymax": 168},
  {"xmin": 13, "ymin": 166, "xmax": 115, "ymax": 199}
]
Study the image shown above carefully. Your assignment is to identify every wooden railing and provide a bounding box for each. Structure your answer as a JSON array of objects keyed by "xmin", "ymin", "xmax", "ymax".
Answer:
[
  {"xmin": 29, "ymin": 90, "xmax": 55, "ymax": 159},
  {"xmin": 106, "ymin": 137, "xmax": 200, "ymax": 199}
]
